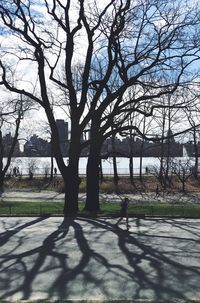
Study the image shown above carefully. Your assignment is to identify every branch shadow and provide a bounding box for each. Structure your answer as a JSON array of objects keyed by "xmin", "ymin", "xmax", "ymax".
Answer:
[
  {"xmin": 0, "ymin": 217, "xmax": 48, "ymax": 248},
  {"xmin": 0, "ymin": 216, "xmax": 200, "ymax": 301},
  {"xmin": 77, "ymin": 217, "xmax": 200, "ymax": 301}
]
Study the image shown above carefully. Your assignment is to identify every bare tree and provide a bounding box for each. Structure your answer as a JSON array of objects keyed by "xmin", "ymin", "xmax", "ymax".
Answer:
[
  {"xmin": 127, "ymin": 114, "xmax": 136, "ymax": 185},
  {"xmin": 0, "ymin": 0, "xmax": 199, "ymax": 214},
  {"xmin": 0, "ymin": 95, "xmax": 24, "ymax": 193},
  {"xmin": 184, "ymin": 88, "xmax": 200, "ymax": 179},
  {"xmin": 111, "ymin": 130, "xmax": 120, "ymax": 186},
  {"xmin": 137, "ymin": 109, "xmax": 154, "ymax": 181},
  {"xmin": 83, "ymin": 1, "xmax": 200, "ymax": 212},
  {"xmin": 152, "ymin": 88, "xmax": 191, "ymax": 189},
  {"xmin": 171, "ymin": 159, "xmax": 193, "ymax": 193},
  {"xmin": 189, "ymin": 122, "xmax": 200, "ymax": 179}
]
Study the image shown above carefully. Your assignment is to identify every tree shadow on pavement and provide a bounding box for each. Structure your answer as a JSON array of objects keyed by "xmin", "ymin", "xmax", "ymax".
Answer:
[
  {"xmin": 0, "ymin": 216, "xmax": 200, "ymax": 301},
  {"xmin": 0, "ymin": 217, "xmax": 48, "ymax": 248},
  {"xmin": 78, "ymin": 217, "xmax": 200, "ymax": 302}
]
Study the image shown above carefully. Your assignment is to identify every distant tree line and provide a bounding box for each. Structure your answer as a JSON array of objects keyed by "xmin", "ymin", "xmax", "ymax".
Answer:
[{"xmin": 2, "ymin": 131, "xmax": 184, "ymax": 158}]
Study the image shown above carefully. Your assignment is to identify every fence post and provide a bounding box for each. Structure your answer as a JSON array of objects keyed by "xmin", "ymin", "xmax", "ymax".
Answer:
[{"xmin": 9, "ymin": 205, "xmax": 11, "ymax": 215}]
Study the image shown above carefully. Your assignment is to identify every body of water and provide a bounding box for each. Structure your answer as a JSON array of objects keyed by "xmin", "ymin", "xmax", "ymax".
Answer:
[{"xmin": 3, "ymin": 156, "xmax": 193, "ymax": 176}]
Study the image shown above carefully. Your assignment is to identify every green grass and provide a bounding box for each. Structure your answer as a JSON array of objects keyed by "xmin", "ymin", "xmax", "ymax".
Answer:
[
  {"xmin": 1, "ymin": 200, "xmax": 200, "ymax": 217},
  {"xmin": 0, "ymin": 201, "xmax": 64, "ymax": 216},
  {"xmin": 99, "ymin": 202, "xmax": 200, "ymax": 217}
]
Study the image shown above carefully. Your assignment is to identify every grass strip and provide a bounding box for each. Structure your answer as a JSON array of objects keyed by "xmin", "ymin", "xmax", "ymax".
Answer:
[
  {"xmin": 99, "ymin": 203, "xmax": 200, "ymax": 217},
  {"xmin": 1, "ymin": 201, "xmax": 200, "ymax": 217},
  {"xmin": 0, "ymin": 201, "xmax": 64, "ymax": 216}
]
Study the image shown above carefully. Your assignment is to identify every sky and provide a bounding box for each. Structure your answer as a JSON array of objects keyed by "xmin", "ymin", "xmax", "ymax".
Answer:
[{"xmin": 0, "ymin": 0, "xmax": 200, "ymax": 143}]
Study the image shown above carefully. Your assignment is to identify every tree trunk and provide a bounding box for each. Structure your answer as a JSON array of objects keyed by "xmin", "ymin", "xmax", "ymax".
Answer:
[
  {"xmin": 159, "ymin": 137, "xmax": 166, "ymax": 188},
  {"xmin": 139, "ymin": 140, "xmax": 144, "ymax": 181},
  {"xmin": 129, "ymin": 134, "xmax": 134, "ymax": 184},
  {"xmin": 165, "ymin": 133, "xmax": 171, "ymax": 186},
  {"xmin": 0, "ymin": 125, "xmax": 19, "ymax": 194},
  {"xmin": 50, "ymin": 142, "xmax": 54, "ymax": 181},
  {"xmin": 193, "ymin": 127, "xmax": 198, "ymax": 179},
  {"xmin": 0, "ymin": 117, "xmax": 21, "ymax": 194},
  {"xmin": 129, "ymin": 156, "xmax": 134, "ymax": 185},
  {"xmin": 85, "ymin": 139, "xmax": 102, "ymax": 213},
  {"xmin": 181, "ymin": 174, "xmax": 186, "ymax": 193},
  {"xmin": 63, "ymin": 142, "xmax": 80, "ymax": 215},
  {"xmin": 113, "ymin": 154, "xmax": 119, "ymax": 185},
  {"xmin": 159, "ymin": 111, "xmax": 166, "ymax": 188},
  {"xmin": 164, "ymin": 142, "xmax": 171, "ymax": 188},
  {"xmin": 0, "ymin": 171, "xmax": 5, "ymax": 195},
  {"xmin": 111, "ymin": 134, "xmax": 119, "ymax": 185},
  {"xmin": 182, "ymin": 181, "xmax": 185, "ymax": 193},
  {"xmin": 63, "ymin": 165, "xmax": 80, "ymax": 215},
  {"xmin": 0, "ymin": 131, "xmax": 4, "ymax": 194},
  {"xmin": 99, "ymin": 158, "xmax": 104, "ymax": 183}
]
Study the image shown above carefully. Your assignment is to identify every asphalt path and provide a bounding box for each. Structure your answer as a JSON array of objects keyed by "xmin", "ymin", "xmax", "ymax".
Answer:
[
  {"xmin": 0, "ymin": 217, "xmax": 200, "ymax": 302},
  {"xmin": 2, "ymin": 190, "xmax": 200, "ymax": 204}
]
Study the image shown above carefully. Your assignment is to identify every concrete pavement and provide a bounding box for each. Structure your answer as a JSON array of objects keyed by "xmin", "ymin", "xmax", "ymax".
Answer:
[
  {"xmin": 0, "ymin": 190, "xmax": 144, "ymax": 203},
  {"xmin": 0, "ymin": 217, "xmax": 200, "ymax": 302},
  {"xmin": 1, "ymin": 189, "xmax": 200, "ymax": 204},
  {"xmin": 0, "ymin": 190, "xmax": 66, "ymax": 202}
]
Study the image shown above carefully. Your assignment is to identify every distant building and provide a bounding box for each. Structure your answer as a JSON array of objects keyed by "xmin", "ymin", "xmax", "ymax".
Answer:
[
  {"xmin": 184, "ymin": 141, "xmax": 194, "ymax": 157},
  {"xmin": 146, "ymin": 142, "xmax": 183, "ymax": 157},
  {"xmin": 56, "ymin": 119, "xmax": 68, "ymax": 141},
  {"xmin": 101, "ymin": 136, "xmax": 183, "ymax": 158},
  {"xmin": 24, "ymin": 135, "xmax": 51, "ymax": 156},
  {"xmin": 3, "ymin": 132, "xmax": 20, "ymax": 156}
]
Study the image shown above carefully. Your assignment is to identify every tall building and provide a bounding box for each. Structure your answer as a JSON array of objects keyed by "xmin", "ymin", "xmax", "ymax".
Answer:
[
  {"xmin": 56, "ymin": 119, "xmax": 68, "ymax": 141},
  {"xmin": 3, "ymin": 132, "xmax": 20, "ymax": 156}
]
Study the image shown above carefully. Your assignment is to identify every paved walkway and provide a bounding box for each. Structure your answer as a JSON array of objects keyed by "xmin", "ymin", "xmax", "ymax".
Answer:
[
  {"xmin": 0, "ymin": 190, "xmax": 66, "ymax": 202},
  {"xmin": 0, "ymin": 190, "xmax": 143, "ymax": 203},
  {"xmin": 0, "ymin": 217, "xmax": 200, "ymax": 302},
  {"xmin": 1, "ymin": 189, "xmax": 200, "ymax": 204}
]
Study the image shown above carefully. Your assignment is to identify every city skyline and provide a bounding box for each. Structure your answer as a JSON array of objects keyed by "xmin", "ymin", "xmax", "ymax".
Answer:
[{"xmin": 2, "ymin": 119, "xmax": 198, "ymax": 159}]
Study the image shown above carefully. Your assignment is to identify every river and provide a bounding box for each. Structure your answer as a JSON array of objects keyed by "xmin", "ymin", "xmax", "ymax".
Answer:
[{"xmin": 4, "ymin": 156, "xmax": 193, "ymax": 176}]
